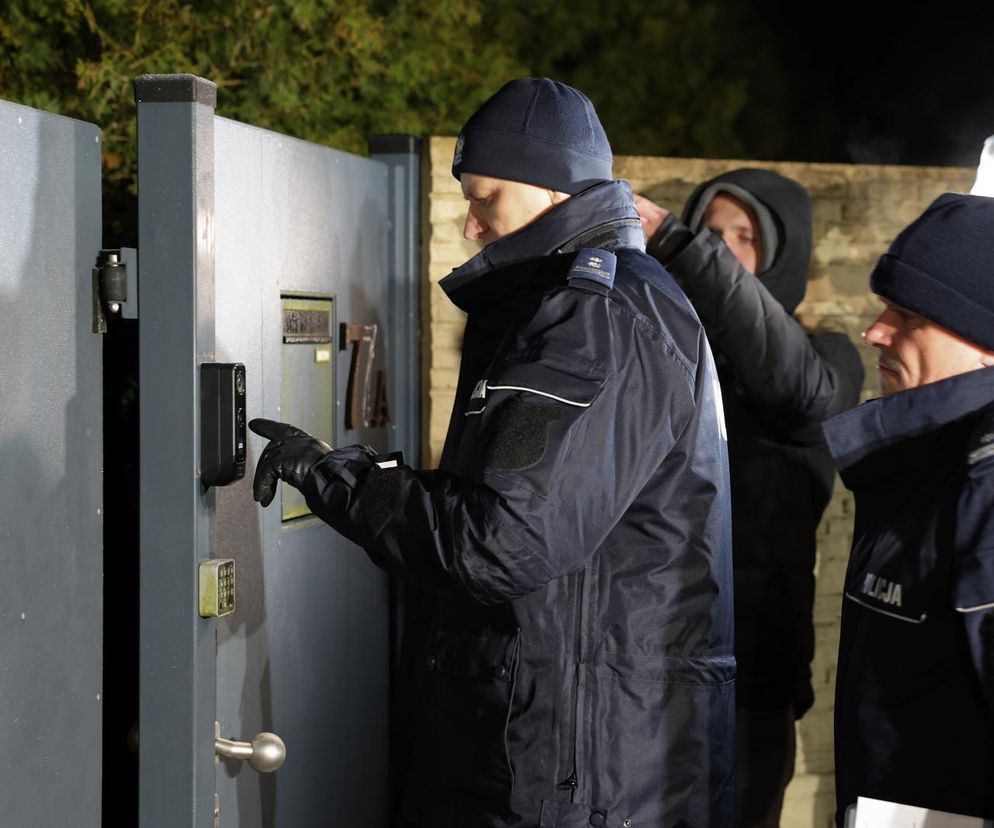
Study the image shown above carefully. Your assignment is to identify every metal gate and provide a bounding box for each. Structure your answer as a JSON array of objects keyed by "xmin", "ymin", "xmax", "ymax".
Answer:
[
  {"xmin": 1, "ymin": 71, "xmax": 419, "ymax": 827},
  {"xmin": 136, "ymin": 74, "xmax": 419, "ymax": 827},
  {"xmin": 0, "ymin": 101, "xmax": 104, "ymax": 827}
]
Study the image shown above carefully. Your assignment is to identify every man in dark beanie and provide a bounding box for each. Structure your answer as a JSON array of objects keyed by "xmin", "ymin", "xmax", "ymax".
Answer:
[
  {"xmin": 636, "ymin": 172, "xmax": 864, "ymax": 828},
  {"xmin": 821, "ymin": 192, "xmax": 994, "ymax": 824},
  {"xmin": 249, "ymin": 77, "xmax": 736, "ymax": 826}
]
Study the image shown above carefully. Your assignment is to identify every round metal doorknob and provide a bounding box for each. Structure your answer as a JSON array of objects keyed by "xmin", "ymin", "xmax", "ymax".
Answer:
[{"xmin": 215, "ymin": 731, "xmax": 286, "ymax": 773}]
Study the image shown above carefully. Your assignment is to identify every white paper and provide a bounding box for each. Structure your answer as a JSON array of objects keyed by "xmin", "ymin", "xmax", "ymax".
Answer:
[
  {"xmin": 853, "ymin": 796, "xmax": 992, "ymax": 827},
  {"xmin": 970, "ymin": 135, "xmax": 994, "ymax": 197}
]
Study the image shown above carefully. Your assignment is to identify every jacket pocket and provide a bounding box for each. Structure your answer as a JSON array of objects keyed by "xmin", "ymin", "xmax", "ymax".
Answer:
[
  {"xmin": 423, "ymin": 625, "xmax": 521, "ymax": 797},
  {"xmin": 486, "ymin": 358, "xmax": 607, "ymax": 406},
  {"xmin": 580, "ymin": 655, "xmax": 736, "ymax": 825},
  {"xmin": 843, "ymin": 533, "xmax": 934, "ymax": 624}
]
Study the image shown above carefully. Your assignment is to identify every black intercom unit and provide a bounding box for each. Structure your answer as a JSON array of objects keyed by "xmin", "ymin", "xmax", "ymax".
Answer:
[{"xmin": 201, "ymin": 363, "xmax": 247, "ymax": 488}]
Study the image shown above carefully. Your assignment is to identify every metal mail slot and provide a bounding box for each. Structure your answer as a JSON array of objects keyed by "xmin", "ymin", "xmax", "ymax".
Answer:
[{"xmin": 281, "ymin": 294, "xmax": 335, "ymax": 521}]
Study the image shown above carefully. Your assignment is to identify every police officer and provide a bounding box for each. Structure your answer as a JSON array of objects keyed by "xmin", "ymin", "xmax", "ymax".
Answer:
[
  {"xmin": 250, "ymin": 78, "xmax": 735, "ymax": 826},
  {"xmin": 823, "ymin": 193, "xmax": 994, "ymax": 824}
]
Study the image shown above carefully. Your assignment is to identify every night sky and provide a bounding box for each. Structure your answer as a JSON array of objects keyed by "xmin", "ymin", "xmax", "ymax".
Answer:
[{"xmin": 765, "ymin": 1, "xmax": 994, "ymax": 168}]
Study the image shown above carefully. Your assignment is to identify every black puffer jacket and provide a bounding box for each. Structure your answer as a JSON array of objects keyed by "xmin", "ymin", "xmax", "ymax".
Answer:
[
  {"xmin": 302, "ymin": 181, "xmax": 736, "ymax": 826},
  {"xmin": 646, "ymin": 169, "xmax": 863, "ymax": 716}
]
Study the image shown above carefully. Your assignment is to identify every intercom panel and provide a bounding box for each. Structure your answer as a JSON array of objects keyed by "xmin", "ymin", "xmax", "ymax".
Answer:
[{"xmin": 201, "ymin": 363, "xmax": 247, "ymax": 488}]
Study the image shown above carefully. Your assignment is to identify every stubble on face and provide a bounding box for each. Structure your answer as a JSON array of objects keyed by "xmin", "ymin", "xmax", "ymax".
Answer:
[{"xmin": 864, "ymin": 300, "xmax": 994, "ymax": 394}]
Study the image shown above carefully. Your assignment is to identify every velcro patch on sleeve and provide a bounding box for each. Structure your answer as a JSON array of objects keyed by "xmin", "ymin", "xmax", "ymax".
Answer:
[
  {"xmin": 360, "ymin": 469, "xmax": 408, "ymax": 536},
  {"xmin": 484, "ymin": 397, "xmax": 563, "ymax": 471}
]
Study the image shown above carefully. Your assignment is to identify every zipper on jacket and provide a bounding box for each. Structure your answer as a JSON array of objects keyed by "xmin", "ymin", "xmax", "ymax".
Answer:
[
  {"xmin": 557, "ymin": 770, "xmax": 578, "ymax": 797},
  {"xmin": 561, "ymin": 568, "xmax": 587, "ymax": 803}
]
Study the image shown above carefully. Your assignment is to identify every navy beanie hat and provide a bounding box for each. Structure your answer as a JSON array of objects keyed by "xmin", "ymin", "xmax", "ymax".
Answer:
[
  {"xmin": 451, "ymin": 77, "xmax": 613, "ymax": 194},
  {"xmin": 871, "ymin": 192, "xmax": 994, "ymax": 351}
]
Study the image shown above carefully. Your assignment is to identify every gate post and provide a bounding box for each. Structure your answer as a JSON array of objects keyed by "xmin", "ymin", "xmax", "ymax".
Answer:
[
  {"xmin": 370, "ymin": 134, "xmax": 422, "ymax": 468},
  {"xmin": 135, "ymin": 73, "xmax": 217, "ymax": 828}
]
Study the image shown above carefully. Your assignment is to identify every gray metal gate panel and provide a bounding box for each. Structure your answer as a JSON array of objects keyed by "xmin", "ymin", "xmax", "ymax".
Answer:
[
  {"xmin": 211, "ymin": 116, "xmax": 392, "ymax": 826},
  {"xmin": 137, "ymin": 73, "xmax": 419, "ymax": 828},
  {"xmin": 0, "ymin": 100, "xmax": 103, "ymax": 827}
]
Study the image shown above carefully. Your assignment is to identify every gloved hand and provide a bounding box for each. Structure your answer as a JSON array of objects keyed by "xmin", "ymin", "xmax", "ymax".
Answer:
[{"xmin": 248, "ymin": 418, "xmax": 332, "ymax": 507}]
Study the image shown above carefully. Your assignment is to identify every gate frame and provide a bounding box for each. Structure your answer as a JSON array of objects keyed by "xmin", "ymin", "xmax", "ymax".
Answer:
[{"xmin": 135, "ymin": 73, "xmax": 218, "ymax": 828}]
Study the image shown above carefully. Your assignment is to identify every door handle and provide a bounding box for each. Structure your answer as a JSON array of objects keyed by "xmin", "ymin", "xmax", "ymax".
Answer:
[{"xmin": 214, "ymin": 722, "xmax": 286, "ymax": 773}]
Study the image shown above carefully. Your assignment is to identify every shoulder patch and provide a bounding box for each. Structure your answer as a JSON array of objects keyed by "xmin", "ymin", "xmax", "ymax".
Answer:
[{"xmin": 568, "ymin": 248, "xmax": 616, "ymax": 291}]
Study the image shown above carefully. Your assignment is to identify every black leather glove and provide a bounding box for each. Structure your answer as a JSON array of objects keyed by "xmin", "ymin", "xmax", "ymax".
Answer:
[{"xmin": 248, "ymin": 418, "xmax": 332, "ymax": 507}]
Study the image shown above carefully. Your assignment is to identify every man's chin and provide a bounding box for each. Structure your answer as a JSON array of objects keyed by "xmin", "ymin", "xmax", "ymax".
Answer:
[{"xmin": 878, "ymin": 366, "xmax": 904, "ymax": 396}]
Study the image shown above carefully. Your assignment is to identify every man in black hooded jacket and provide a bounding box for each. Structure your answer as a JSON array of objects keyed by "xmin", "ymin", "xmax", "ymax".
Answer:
[
  {"xmin": 249, "ymin": 79, "xmax": 736, "ymax": 826},
  {"xmin": 637, "ymin": 170, "xmax": 863, "ymax": 827}
]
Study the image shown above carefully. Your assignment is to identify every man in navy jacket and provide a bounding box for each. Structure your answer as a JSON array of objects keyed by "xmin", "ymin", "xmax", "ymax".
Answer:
[
  {"xmin": 249, "ymin": 79, "xmax": 736, "ymax": 826},
  {"xmin": 822, "ymin": 193, "xmax": 994, "ymax": 824}
]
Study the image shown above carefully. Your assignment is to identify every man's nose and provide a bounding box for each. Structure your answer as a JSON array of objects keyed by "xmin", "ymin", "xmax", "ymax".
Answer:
[
  {"xmin": 862, "ymin": 316, "xmax": 892, "ymax": 347},
  {"xmin": 463, "ymin": 211, "xmax": 488, "ymax": 241}
]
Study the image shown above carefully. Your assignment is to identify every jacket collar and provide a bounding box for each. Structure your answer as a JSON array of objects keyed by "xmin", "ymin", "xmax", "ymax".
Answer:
[
  {"xmin": 441, "ymin": 180, "xmax": 644, "ymax": 313},
  {"xmin": 823, "ymin": 367, "xmax": 994, "ymax": 478}
]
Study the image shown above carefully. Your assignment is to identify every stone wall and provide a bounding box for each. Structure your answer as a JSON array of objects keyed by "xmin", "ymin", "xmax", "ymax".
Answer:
[{"xmin": 420, "ymin": 136, "xmax": 974, "ymax": 827}]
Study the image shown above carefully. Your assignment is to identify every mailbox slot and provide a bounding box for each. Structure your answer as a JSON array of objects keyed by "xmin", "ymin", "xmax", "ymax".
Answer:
[{"xmin": 281, "ymin": 294, "xmax": 335, "ymax": 521}]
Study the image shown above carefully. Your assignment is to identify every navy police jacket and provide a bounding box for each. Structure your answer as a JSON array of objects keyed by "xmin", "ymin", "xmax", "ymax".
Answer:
[
  {"xmin": 302, "ymin": 181, "xmax": 735, "ymax": 826},
  {"xmin": 823, "ymin": 367, "xmax": 994, "ymax": 823}
]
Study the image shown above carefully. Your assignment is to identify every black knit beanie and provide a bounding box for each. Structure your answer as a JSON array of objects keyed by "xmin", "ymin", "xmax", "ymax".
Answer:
[
  {"xmin": 451, "ymin": 78, "xmax": 613, "ymax": 195},
  {"xmin": 870, "ymin": 192, "xmax": 994, "ymax": 351}
]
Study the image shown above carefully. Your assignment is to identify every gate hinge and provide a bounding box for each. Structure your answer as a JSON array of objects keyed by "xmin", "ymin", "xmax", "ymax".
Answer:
[{"xmin": 92, "ymin": 247, "xmax": 138, "ymax": 333}]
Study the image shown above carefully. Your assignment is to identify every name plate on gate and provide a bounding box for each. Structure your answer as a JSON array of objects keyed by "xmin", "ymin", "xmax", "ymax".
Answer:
[{"xmin": 283, "ymin": 309, "xmax": 332, "ymax": 344}]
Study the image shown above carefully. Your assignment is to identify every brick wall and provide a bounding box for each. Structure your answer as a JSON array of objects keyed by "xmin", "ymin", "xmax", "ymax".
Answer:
[{"xmin": 420, "ymin": 136, "xmax": 974, "ymax": 826}]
